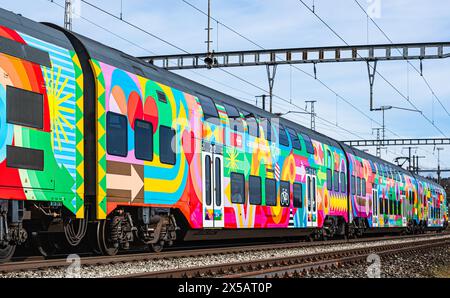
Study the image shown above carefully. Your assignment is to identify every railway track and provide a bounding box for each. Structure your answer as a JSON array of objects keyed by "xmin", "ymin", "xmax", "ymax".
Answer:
[
  {"xmin": 0, "ymin": 232, "xmax": 448, "ymax": 275},
  {"xmin": 119, "ymin": 235, "xmax": 450, "ymax": 278}
]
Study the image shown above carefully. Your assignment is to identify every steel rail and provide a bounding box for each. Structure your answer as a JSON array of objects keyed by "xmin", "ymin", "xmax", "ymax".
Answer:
[
  {"xmin": 1, "ymin": 233, "xmax": 447, "ymax": 274},
  {"xmin": 120, "ymin": 236, "xmax": 450, "ymax": 278}
]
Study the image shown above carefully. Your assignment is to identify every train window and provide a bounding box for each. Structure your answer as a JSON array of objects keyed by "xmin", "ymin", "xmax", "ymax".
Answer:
[
  {"xmin": 6, "ymin": 146, "xmax": 44, "ymax": 171},
  {"xmin": 326, "ymin": 169, "xmax": 333, "ymax": 191},
  {"xmin": 278, "ymin": 125, "xmax": 290, "ymax": 147},
  {"xmin": 300, "ymin": 133, "xmax": 315, "ymax": 154},
  {"xmin": 134, "ymin": 120, "xmax": 153, "ymax": 161},
  {"xmin": 293, "ymin": 183, "xmax": 303, "ymax": 208},
  {"xmin": 205, "ymin": 155, "xmax": 212, "ymax": 206},
  {"xmin": 249, "ymin": 175, "xmax": 262, "ymax": 205},
  {"xmin": 333, "ymin": 170, "xmax": 339, "ymax": 192},
  {"xmin": 7, "ymin": 86, "xmax": 43, "ymax": 129},
  {"xmin": 286, "ymin": 128, "xmax": 302, "ymax": 150},
  {"xmin": 357, "ymin": 177, "xmax": 362, "ymax": 196},
  {"xmin": 106, "ymin": 112, "xmax": 128, "ymax": 157},
  {"xmin": 280, "ymin": 181, "xmax": 290, "ymax": 207},
  {"xmin": 229, "ymin": 118, "xmax": 244, "ymax": 133},
  {"xmin": 231, "ymin": 172, "xmax": 245, "ymax": 204},
  {"xmin": 156, "ymin": 91, "xmax": 167, "ymax": 103},
  {"xmin": 265, "ymin": 178, "xmax": 277, "ymax": 206},
  {"xmin": 351, "ymin": 175, "xmax": 356, "ymax": 195},
  {"xmin": 0, "ymin": 35, "xmax": 51, "ymax": 67},
  {"xmin": 159, "ymin": 126, "xmax": 176, "ymax": 165},
  {"xmin": 379, "ymin": 196, "xmax": 384, "ymax": 214},
  {"xmin": 198, "ymin": 96, "xmax": 219, "ymax": 120},
  {"xmin": 260, "ymin": 118, "xmax": 272, "ymax": 142},
  {"xmin": 223, "ymin": 104, "xmax": 244, "ymax": 132},
  {"xmin": 222, "ymin": 103, "xmax": 240, "ymax": 118},
  {"xmin": 362, "ymin": 179, "xmax": 366, "ymax": 196},
  {"xmin": 245, "ymin": 117, "xmax": 260, "ymax": 137},
  {"xmin": 340, "ymin": 172, "xmax": 346, "ymax": 193},
  {"xmin": 369, "ymin": 161, "xmax": 377, "ymax": 174}
]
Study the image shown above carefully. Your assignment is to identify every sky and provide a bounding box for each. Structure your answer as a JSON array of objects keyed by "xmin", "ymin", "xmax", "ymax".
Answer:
[{"xmin": 1, "ymin": 0, "xmax": 449, "ymax": 177}]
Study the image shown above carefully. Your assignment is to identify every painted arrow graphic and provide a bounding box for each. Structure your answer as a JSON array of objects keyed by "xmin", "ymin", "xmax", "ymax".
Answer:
[{"xmin": 107, "ymin": 161, "xmax": 144, "ymax": 202}]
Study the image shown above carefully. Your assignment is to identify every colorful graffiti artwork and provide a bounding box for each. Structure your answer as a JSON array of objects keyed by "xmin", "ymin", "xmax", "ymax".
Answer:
[{"xmin": 0, "ymin": 26, "xmax": 84, "ymax": 217}]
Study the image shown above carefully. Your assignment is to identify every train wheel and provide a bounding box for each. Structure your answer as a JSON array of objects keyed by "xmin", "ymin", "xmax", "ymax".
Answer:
[
  {"xmin": 96, "ymin": 220, "xmax": 118, "ymax": 256},
  {"xmin": 0, "ymin": 244, "xmax": 15, "ymax": 263},
  {"xmin": 150, "ymin": 242, "xmax": 164, "ymax": 253}
]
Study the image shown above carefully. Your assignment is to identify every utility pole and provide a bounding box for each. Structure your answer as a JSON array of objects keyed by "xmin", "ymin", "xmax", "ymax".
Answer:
[
  {"xmin": 266, "ymin": 65, "xmax": 277, "ymax": 113},
  {"xmin": 305, "ymin": 100, "xmax": 317, "ymax": 131},
  {"xmin": 64, "ymin": 0, "xmax": 73, "ymax": 31},
  {"xmin": 403, "ymin": 146, "xmax": 418, "ymax": 171},
  {"xmin": 204, "ymin": 0, "xmax": 214, "ymax": 67},
  {"xmin": 255, "ymin": 95, "xmax": 267, "ymax": 111},
  {"xmin": 437, "ymin": 147, "xmax": 444, "ymax": 183},
  {"xmin": 372, "ymin": 128, "xmax": 382, "ymax": 158}
]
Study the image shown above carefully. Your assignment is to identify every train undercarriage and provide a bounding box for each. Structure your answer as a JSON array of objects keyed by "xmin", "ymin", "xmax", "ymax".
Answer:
[{"xmin": 0, "ymin": 199, "xmax": 447, "ymax": 263}]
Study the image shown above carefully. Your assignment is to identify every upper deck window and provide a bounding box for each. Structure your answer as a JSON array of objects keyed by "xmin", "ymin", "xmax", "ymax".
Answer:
[
  {"xmin": 7, "ymin": 86, "xmax": 43, "ymax": 130},
  {"xmin": 286, "ymin": 127, "xmax": 302, "ymax": 150},
  {"xmin": 198, "ymin": 96, "xmax": 219, "ymax": 120},
  {"xmin": 301, "ymin": 133, "xmax": 315, "ymax": 154}
]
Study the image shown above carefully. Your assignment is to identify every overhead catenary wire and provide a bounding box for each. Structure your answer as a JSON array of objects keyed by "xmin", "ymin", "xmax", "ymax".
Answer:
[
  {"xmin": 46, "ymin": 0, "xmax": 264, "ymax": 101},
  {"xmin": 180, "ymin": 0, "xmax": 402, "ymax": 139},
  {"xmin": 352, "ymin": 0, "xmax": 448, "ymax": 166},
  {"xmin": 296, "ymin": 0, "xmax": 448, "ymax": 137},
  {"xmin": 55, "ymin": 0, "xmax": 368, "ymax": 140},
  {"xmin": 48, "ymin": 0, "xmax": 413, "ymax": 161},
  {"xmin": 353, "ymin": 0, "xmax": 450, "ymax": 119}
]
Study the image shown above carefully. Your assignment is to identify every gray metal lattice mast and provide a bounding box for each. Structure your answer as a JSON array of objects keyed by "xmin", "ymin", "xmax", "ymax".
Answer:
[
  {"xmin": 267, "ymin": 65, "xmax": 277, "ymax": 113},
  {"xmin": 372, "ymin": 128, "xmax": 382, "ymax": 157},
  {"xmin": 64, "ymin": 0, "xmax": 73, "ymax": 31},
  {"xmin": 305, "ymin": 100, "xmax": 317, "ymax": 131}
]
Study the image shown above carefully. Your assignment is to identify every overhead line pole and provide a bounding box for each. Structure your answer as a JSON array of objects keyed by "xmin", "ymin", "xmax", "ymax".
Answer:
[{"xmin": 64, "ymin": 0, "xmax": 73, "ymax": 31}]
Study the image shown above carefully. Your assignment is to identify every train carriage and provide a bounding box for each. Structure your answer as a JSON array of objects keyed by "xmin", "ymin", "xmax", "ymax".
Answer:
[{"xmin": 0, "ymin": 8, "xmax": 447, "ymax": 261}]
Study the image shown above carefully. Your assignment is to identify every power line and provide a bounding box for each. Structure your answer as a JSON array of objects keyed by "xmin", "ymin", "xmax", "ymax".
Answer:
[
  {"xmin": 47, "ymin": 0, "xmax": 419, "ymax": 157},
  {"xmin": 180, "ymin": 0, "xmax": 402, "ymax": 139},
  {"xmin": 59, "ymin": 0, "xmax": 369, "ymax": 140},
  {"xmin": 296, "ymin": 0, "xmax": 447, "ymax": 137},
  {"xmin": 46, "ymin": 0, "xmax": 266, "ymax": 101},
  {"xmin": 353, "ymin": 0, "xmax": 450, "ymax": 118}
]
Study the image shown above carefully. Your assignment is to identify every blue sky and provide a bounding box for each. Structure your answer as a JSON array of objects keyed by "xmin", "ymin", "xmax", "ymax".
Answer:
[{"xmin": 1, "ymin": 0, "xmax": 449, "ymax": 176}]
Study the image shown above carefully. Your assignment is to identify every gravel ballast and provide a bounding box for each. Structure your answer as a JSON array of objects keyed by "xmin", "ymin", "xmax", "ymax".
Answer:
[{"xmin": 306, "ymin": 245, "xmax": 450, "ymax": 278}]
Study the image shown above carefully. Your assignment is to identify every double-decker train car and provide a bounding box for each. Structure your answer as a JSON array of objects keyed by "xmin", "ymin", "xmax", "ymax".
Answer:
[{"xmin": 0, "ymin": 8, "xmax": 447, "ymax": 261}]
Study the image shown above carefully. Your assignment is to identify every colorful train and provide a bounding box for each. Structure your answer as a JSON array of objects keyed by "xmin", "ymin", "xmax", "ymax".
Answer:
[{"xmin": 0, "ymin": 8, "xmax": 447, "ymax": 261}]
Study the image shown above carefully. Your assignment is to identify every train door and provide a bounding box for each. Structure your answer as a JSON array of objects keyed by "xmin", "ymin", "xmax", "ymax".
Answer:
[
  {"xmin": 372, "ymin": 186, "xmax": 378, "ymax": 227},
  {"xmin": 306, "ymin": 174, "xmax": 318, "ymax": 227},
  {"xmin": 202, "ymin": 143, "xmax": 225, "ymax": 228}
]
